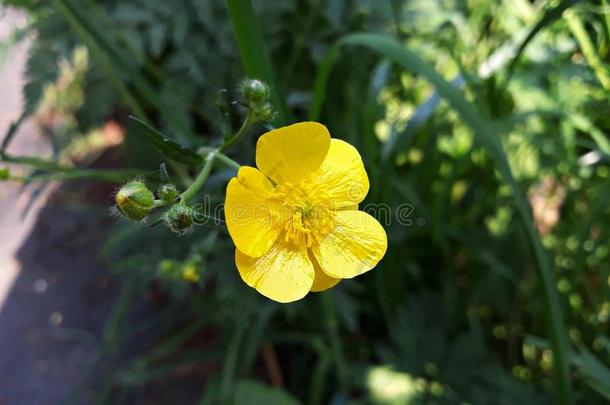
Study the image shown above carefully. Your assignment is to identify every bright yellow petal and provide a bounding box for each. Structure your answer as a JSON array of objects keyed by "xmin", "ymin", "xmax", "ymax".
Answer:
[
  {"xmin": 312, "ymin": 210, "xmax": 387, "ymax": 279},
  {"xmin": 315, "ymin": 139, "xmax": 369, "ymax": 208},
  {"xmin": 256, "ymin": 122, "xmax": 331, "ymax": 185},
  {"xmin": 225, "ymin": 166, "xmax": 281, "ymax": 257},
  {"xmin": 236, "ymin": 243, "xmax": 314, "ymax": 303},
  {"xmin": 309, "ymin": 252, "xmax": 341, "ymax": 292}
]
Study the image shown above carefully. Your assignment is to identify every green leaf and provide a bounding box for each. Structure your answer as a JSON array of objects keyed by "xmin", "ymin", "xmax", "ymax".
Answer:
[
  {"xmin": 128, "ymin": 116, "xmax": 203, "ymax": 166},
  {"xmin": 338, "ymin": 33, "xmax": 573, "ymax": 405},
  {"xmin": 52, "ymin": 0, "xmax": 195, "ymax": 143},
  {"xmin": 506, "ymin": 0, "xmax": 583, "ymax": 79},
  {"xmin": 527, "ymin": 337, "xmax": 610, "ymax": 401},
  {"xmin": 233, "ymin": 380, "xmax": 299, "ymax": 405},
  {"xmin": 575, "ymin": 348, "xmax": 610, "ymax": 400}
]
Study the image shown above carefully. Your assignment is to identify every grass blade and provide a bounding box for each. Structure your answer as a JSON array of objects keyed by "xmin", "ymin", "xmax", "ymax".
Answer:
[
  {"xmin": 574, "ymin": 348, "xmax": 610, "ymax": 400},
  {"xmin": 338, "ymin": 33, "xmax": 573, "ymax": 405},
  {"xmin": 309, "ymin": 44, "xmax": 339, "ymax": 121},
  {"xmin": 565, "ymin": 7, "xmax": 610, "ymax": 90},
  {"xmin": 219, "ymin": 323, "xmax": 246, "ymax": 403},
  {"xmin": 506, "ymin": 0, "xmax": 582, "ymax": 80},
  {"xmin": 226, "ymin": 0, "xmax": 288, "ymax": 125}
]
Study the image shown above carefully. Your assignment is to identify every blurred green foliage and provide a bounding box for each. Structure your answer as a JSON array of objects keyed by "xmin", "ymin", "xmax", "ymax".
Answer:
[{"xmin": 2, "ymin": 0, "xmax": 610, "ymax": 404}]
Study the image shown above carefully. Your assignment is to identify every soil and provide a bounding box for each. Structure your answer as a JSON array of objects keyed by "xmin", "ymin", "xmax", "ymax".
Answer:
[{"xmin": 0, "ymin": 182, "xmax": 119, "ymax": 404}]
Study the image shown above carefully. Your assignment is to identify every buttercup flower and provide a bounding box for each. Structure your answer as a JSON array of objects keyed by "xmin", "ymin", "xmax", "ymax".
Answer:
[{"xmin": 225, "ymin": 122, "xmax": 387, "ymax": 303}]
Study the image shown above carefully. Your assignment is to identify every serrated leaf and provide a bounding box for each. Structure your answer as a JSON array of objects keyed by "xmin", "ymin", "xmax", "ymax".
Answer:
[{"xmin": 128, "ymin": 116, "xmax": 203, "ymax": 166}]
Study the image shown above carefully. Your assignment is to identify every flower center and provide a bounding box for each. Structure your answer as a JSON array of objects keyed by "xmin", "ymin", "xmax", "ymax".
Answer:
[{"xmin": 274, "ymin": 179, "xmax": 335, "ymax": 248}]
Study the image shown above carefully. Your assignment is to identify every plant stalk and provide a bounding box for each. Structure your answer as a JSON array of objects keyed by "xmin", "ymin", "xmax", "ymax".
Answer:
[{"xmin": 179, "ymin": 150, "xmax": 217, "ymax": 204}]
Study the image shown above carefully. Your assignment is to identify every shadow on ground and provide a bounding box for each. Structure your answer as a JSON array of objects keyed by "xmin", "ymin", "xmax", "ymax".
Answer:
[
  {"xmin": 0, "ymin": 178, "xmax": 120, "ymax": 404},
  {"xmin": 0, "ymin": 173, "xmax": 211, "ymax": 404}
]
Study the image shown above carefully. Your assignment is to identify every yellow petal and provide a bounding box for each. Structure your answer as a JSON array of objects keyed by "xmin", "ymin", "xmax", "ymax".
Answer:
[
  {"xmin": 225, "ymin": 166, "xmax": 281, "ymax": 257},
  {"xmin": 236, "ymin": 243, "xmax": 314, "ymax": 303},
  {"xmin": 256, "ymin": 122, "xmax": 331, "ymax": 185},
  {"xmin": 309, "ymin": 252, "xmax": 341, "ymax": 292},
  {"xmin": 312, "ymin": 210, "xmax": 387, "ymax": 279},
  {"xmin": 315, "ymin": 139, "xmax": 369, "ymax": 208}
]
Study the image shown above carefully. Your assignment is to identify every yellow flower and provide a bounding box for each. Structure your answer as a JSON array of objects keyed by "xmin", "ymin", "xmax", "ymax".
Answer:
[{"xmin": 224, "ymin": 122, "xmax": 387, "ymax": 303}]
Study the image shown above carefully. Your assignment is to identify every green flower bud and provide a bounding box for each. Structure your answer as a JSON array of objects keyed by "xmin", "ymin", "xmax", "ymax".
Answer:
[
  {"xmin": 158, "ymin": 183, "xmax": 178, "ymax": 203},
  {"xmin": 164, "ymin": 205, "xmax": 195, "ymax": 235},
  {"xmin": 240, "ymin": 79, "xmax": 270, "ymax": 103},
  {"xmin": 158, "ymin": 259, "xmax": 177, "ymax": 276},
  {"xmin": 115, "ymin": 180, "xmax": 154, "ymax": 221},
  {"xmin": 0, "ymin": 167, "xmax": 9, "ymax": 181},
  {"xmin": 251, "ymin": 102, "xmax": 275, "ymax": 122}
]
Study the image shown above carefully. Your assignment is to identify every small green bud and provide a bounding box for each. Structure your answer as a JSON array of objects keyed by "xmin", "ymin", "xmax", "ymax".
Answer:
[
  {"xmin": 0, "ymin": 167, "xmax": 9, "ymax": 181},
  {"xmin": 164, "ymin": 205, "xmax": 195, "ymax": 235},
  {"xmin": 158, "ymin": 259, "xmax": 177, "ymax": 276},
  {"xmin": 241, "ymin": 79, "xmax": 270, "ymax": 103},
  {"xmin": 251, "ymin": 102, "xmax": 275, "ymax": 122},
  {"xmin": 115, "ymin": 180, "xmax": 154, "ymax": 221},
  {"xmin": 158, "ymin": 183, "xmax": 178, "ymax": 203}
]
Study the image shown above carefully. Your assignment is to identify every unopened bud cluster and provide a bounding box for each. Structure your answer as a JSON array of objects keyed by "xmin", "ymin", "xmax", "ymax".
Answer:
[
  {"xmin": 113, "ymin": 79, "xmax": 267, "ymax": 237},
  {"xmin": 114, "ymin": 180, "xmax": 196, "ymax": 236},
  {"xmin": 240, "ymin": 79, "xmax": 275, "ymax": 122}
]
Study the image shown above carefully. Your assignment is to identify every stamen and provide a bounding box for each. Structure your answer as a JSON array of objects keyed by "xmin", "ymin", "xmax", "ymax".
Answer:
[{"xmin": 273, "ymin": 177, "xmax": 336, "ymax": 248}]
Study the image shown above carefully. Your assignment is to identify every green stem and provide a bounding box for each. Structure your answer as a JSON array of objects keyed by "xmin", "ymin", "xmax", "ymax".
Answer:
[
  {"xmin": 179, "ymin": 151, "xmax": 217, "ymax": 203},
  {"xmin": 321, "ymin": 292, "xmax": 348, "ymax": 394},
  {"xmin": 1, "ymin": 153, "xmax": 141, "ymax": 182},
  {"xmin": 198, "ymin": 148, "xmax": 241, "ymax": 171},
  {"xmin": 215, "ymin": 152, "xmax": 242, "ymax": 171},
  {"xmin": 1, "ymin": 153, "xmax": 65, "ymax": 171},
  {"xmin": 173, "ymin": 106, "xmax": 252, "ymax": 206},
  {"xmin": 220, "ymin": 112, "xmax": 256, "ymax": 152}
]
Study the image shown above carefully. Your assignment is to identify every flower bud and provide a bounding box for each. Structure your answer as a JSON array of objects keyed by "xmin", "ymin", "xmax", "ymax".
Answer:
[
  {"xmin": 181, "ymin": 263, "xmax": 200, "ymax": 283},
  {"xmin": 240, "ymin": 79, "xmax": 270, "ymax": 103},
  {"xmin": 115, "ymin": 181, "xmax": 154, "ymax": 221},
  {"xmin": 158, "ymin": 183, "xmax": 178, "ymax": 203},
  {"xmin": 251, "ymin": 102, "xmax": 275, "ymax": 122},
  {"xmin": 164, "ymin": 205, "xmax": 195, "ymax": 235}
]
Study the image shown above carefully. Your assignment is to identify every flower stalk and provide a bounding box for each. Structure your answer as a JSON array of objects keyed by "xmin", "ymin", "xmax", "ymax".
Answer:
[
  {"xmin": 179, "ymin": 150, "xmax": 218, "ymax": 204},
  {"xmin": 220, "ymin": 110, "xmax": 256, "ymax": 152},
  {"xmin": 179, "ymin": 109, "xmax": 256, "ymax": 204}
]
